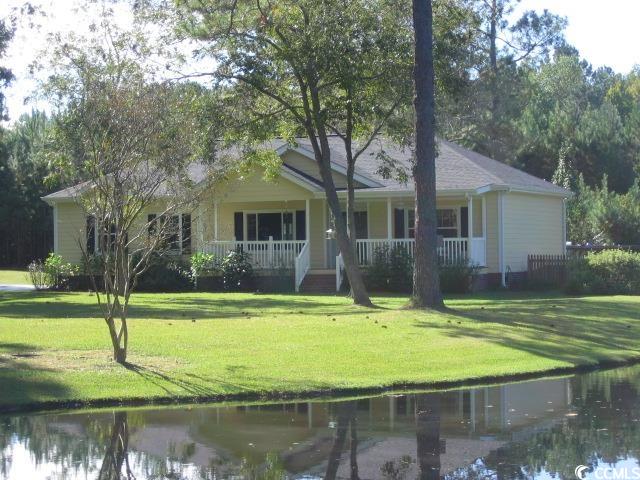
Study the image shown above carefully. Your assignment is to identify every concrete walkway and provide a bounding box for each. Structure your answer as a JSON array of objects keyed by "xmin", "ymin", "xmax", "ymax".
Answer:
[{"xmin": 0, "ymin": 284, "xmax": 36, "ymax": 292}]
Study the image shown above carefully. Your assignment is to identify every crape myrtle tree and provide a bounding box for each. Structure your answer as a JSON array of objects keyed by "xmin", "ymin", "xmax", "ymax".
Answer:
[
  {"xmin": 42, "ymin": 10, "xmax": 215, "ymax": 363},
  {"xmin": 149, "ymin": 0, "xmax": 420, "ymax": 307}
]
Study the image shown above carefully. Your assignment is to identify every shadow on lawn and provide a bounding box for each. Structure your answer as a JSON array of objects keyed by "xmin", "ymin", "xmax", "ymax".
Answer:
[
  {"xmin": 123, "ymin": 362, "xmax": 255, "ymax": 397},
  {"xmin": 0, "ymin": 291, "xmax": 378, "ymax": 320},
  {"xmin": 415, "ymin": 296, "xmax": 640, "ymax": 367},
  {"xmin": 0, "ymin": 342, "xmax": 71, "ymax": 408}
]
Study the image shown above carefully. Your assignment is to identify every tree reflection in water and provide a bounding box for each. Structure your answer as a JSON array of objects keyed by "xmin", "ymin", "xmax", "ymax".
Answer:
[
  {"xmin": 325, "ymin": 401, "xmax": 360, "ymax": 480},
  {"xmin": 2, "ymin": 366, "xmax": 640, "ymax": 479},
  {"xmin": 416, "ymin": 393, "xmax": 441, "ymax": 480},
  {"xmin": 97, "ymin": 411, "xmax": 134, "ymax": 480}
]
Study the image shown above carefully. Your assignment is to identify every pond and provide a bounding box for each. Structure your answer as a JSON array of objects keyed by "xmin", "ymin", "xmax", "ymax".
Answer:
[{"xmin": 2, "ymin": 365, "xmax": 640, "ymax": 479}]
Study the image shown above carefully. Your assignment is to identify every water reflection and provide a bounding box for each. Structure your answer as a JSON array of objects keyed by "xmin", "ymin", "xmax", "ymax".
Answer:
[{"xmin": 2, "ymin": 365, "xmax": 640, "ymax": 479}]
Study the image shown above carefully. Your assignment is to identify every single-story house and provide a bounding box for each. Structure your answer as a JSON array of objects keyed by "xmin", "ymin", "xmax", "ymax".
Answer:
[{"xmin": 42, "ymin": 137, "xmax": 571, "ymax": 292}]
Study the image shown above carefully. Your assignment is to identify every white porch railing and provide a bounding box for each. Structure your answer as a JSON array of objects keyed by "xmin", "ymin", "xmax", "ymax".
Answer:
[
  {"xmin": 201, "ymin": 239, "xmax": 306, "ymax": 270},
  {"xmin": 355, "ymin": 237, "xmax": 484, "ymax": 266},
  {"xmin": 439, "ymin": 238, "xmax": 468, "ymax": 264},
  {"xmin": 294, "ymin": 242, "xmax": 310, "ymax": 292}
]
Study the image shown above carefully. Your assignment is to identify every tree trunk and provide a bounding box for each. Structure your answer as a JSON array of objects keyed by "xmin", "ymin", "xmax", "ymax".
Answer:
[
  {"xmin": 412, "ymin": 0, "xmax": 443, "ymax": 308},
  {"xmin": 346, "ymin": 151, "xmax": 359, "ymax": 297},
  {"xmin": 488, "ymin": 0, "xmax": 500, "ymax": 157},
  {"xmin": 416, "ymin": 393, "xmax": 441, "ymax": 480},
  {"xmin": 315, "ymin": 135, "xmax": 372, "ymax": 307},
  {"xmin": 106, "ymin": 317, "xmax": 128, "ymax": 364}
]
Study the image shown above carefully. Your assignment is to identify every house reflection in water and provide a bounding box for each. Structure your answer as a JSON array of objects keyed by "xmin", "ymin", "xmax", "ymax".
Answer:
[{"xmin": 5, "ymin": 370, "xmax": 629, "ymax": 480}]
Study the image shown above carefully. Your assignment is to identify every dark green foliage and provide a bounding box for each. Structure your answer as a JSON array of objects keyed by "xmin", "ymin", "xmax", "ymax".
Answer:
[
  {"xmin": 565, "ymin": 176, "xmax": 640, "ymax": 245},
  {"xmin": 221, "ymin": 250, "xmax": 254, "ymax": 292},
  {"xmin": 439, "ymin": 261, "xmax": 482, "ymax": 294},
  {"xmin": 365, "ymin": 244, "xmax": 413, "ymax": 293},
  {"xmin": 0, "ymin": 112, "xmax": 58, "ymax": 266},
  {"xmin": 0, "ymin": 18, "xmax": 14, "ymax": 120},
  {"xmin": 364, "ymin": 245, "xmax": 480, "ymax": 294},
  {"xmin": 565, "ymin": 250, "xmax": 640, "ymax": 295},
  {"xmin": 136, "ymin": 255, "xmax": 192, "ymax": 292}
]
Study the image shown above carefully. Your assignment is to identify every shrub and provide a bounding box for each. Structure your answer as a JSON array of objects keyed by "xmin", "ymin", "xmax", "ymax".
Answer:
[
  {"xmin": 365, "ymin": 244, "xmax": 413, "ymax": 293},
  {"xmin": 439, "ymin": 260, "xmax": 482, "ymax": 294},
  {"xmin": 565, "ymin": 249, "xmax": 640, "ymax": 295},
  {"xmin": 221, "ymin": 249, "xmax": 254, "ymax": 291},
  {"xmin": 28, "ymin": 253, "xmax": 79, "ymax": 290},
  {"xmin": 136, "ymin": 254, "xmax": 192, "ymax": 292},
  {"xmin": 27, "ymin": 260, "xmax": 48, "ymax": 290},
  {"xmin": 190, "ymin": 252, "xmax": 219, "ymax": 288}
]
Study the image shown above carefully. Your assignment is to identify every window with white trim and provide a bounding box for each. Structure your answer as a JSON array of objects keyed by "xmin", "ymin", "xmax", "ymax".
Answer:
[
  {"xmin": 437, "ymin": 209, "xmax": 458, "ymax": 238},
  {"xmin": 393, "ymin": 207, "xmax": 458, "ymax": 238}
]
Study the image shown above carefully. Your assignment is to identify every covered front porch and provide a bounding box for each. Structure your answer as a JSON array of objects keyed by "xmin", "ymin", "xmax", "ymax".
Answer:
[{"xmin": 197, "ymin": 193, "xmax": 489, "ymax": 292}]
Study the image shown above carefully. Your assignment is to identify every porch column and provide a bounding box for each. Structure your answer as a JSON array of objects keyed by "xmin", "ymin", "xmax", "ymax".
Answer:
[
  {"xmin": 213, "ymin": 201, "xmax": 219, "ymax": 240},
  {"xmin": 386, "ymin": 198, "xmax": 392, "ymax": 239},
  {"xmin": 305, "ymin": 199, "xmax": 310, "ymax": 242},
  {"xmin": 467, "ymin": 195, "xmax": 474, "ymax": 262}
]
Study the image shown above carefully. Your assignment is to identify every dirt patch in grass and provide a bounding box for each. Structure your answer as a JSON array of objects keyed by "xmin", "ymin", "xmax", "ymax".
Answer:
[{"xmin": 0, "ymin": 350, "xmax": 184, "ymax": 372}]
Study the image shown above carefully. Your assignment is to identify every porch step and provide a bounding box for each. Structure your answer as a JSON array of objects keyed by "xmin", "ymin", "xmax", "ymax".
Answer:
[{"xmin": 300, "ymin": 273, "xmax": 336, "ymax": 294}]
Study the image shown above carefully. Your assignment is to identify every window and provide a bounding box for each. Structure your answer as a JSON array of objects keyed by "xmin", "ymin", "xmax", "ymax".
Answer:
[
  {"xmin": 394, "ymin": 207, "xmax": 458, "ymax": 238},
  {"xmin": 393, "ymin": 208, "xmax": 415, "ymax": 239},
  {"xmin": 86, "ymin": 216, "xmax": 96, "ymax": 254},
  {"xmin": 181, "ymin": 214, "xmax": 191, "ymax": 254},
  {"xmin": 295, "ymin": 210, "xmax": 306, "ymax": 240},
  {"xmin": 407, "ymin": 210, "xmax": 415, "ymax": 238},
  {"xmin": 243, "ymin": 211, "xmax": 306, "ymax": 241},
  {"xmin": 147, "ymin": 213, "xmax": 191, "ymax": 254},
  {"xmin": 437, "ymin": 209, "xmax": 458, "ymax": 238},
  {"xmin": 234, "ymin": 212, "xmax": 244, "ymax": 241}
]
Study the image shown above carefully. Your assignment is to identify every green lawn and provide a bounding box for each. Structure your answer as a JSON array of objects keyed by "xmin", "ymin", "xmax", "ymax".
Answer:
[
  {"xmin": 1, "ymin": 290, "xmax": 639, "ymax": 411},
  {"xmin": 0, "ymin": 269, "xmax": 29, "ymax": 284}
]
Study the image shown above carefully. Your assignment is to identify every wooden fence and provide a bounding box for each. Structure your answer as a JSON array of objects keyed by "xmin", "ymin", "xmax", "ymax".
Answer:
[{"xmin": 527, "ymin": 254, "xmax": 568, "ymax": 287}]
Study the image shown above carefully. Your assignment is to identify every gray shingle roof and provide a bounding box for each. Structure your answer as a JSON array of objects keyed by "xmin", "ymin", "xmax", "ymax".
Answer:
[
  {"xmin": 43, "ymin": 137, "xmax": 571, "ymax": 201},
  {"xmin": 289, "ymin": 136, "xmax": 569, "ymax": 195}
]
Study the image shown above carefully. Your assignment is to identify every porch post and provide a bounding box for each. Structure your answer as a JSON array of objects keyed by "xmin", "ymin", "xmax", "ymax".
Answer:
[
  {"xmin": 305, "ymin": 199, "xmax": 310, "ymax": 242},
  {"xmin": 386, "ymin": 197, "xmax": 392, "ymax": 240},
  {"xmin": 214, "ymin": 201, "xmax": 219, "ymax": 240},
  {"xmin": 467, "ymin": 194, "xmax": 474, "ymax": 262},
  {"xmin": 482, "ymin": 195, "xmax": 487, "ymax": 241}
]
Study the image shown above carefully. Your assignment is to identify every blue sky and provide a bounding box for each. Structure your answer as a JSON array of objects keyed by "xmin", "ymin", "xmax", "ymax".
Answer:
[{"xmin": 1, "ymin": 0, "xmax": 639, "ymax": 124}]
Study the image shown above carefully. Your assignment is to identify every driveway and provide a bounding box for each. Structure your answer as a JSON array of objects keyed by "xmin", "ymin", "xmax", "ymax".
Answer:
[{"xmin": 0, "ymin": 284, "xmax": 36, "ymax": 292}]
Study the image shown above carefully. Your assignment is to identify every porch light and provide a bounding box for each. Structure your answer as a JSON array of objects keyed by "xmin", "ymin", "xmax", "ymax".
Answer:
[{"xmin": 325, "ymin": 228, "xmax": 335, "ymax": 239}]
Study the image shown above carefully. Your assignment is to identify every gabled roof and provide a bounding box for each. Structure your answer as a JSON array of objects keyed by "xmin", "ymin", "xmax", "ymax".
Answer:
[
  {"xmin": 299, "ymin": 136, "xmax": 569, "ymax": 196},
  {"xmin": 42, "ymin": 137, "xmax": 571, "ymax": 202}
]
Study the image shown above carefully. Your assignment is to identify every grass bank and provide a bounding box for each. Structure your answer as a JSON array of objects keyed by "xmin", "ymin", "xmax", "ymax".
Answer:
[
  {"xmin": 1, "ymin": 290, "xmax": 639, "ymax": 412},
  {"xmin": 0, "ymin": 270, "xmax": 28, "ymax": 284}
]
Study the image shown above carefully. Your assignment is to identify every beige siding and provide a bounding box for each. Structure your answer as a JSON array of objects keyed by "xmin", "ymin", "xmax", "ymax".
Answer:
[
  {"xmin": 484, "ymin": 192, "xmax": 500, "ymax": 274},
  {"xmin": 368, "ymin": 201, "xmax": 389, "ymax": 239},
  {"xmin": 471, "ymin": 198, "xmax": 483, "ymax": 237},
  {"xmin": 218, "ymin": 168, "xmax": 314, "ymax": 203},
  {"xmin": 309, "ymin": 199, "xmax": 325, "ymax": 268},
  {"xmin": 503, "ymin": 193, "xmax": 564, "ymax": 272},
  {"xmin": 55, "ymin": 202, "xmax": 86, "ymax": 264}
]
